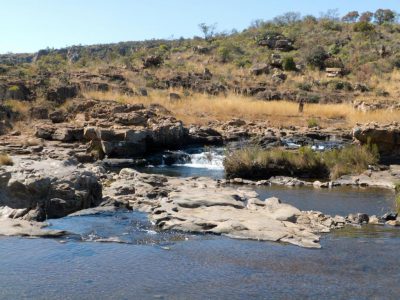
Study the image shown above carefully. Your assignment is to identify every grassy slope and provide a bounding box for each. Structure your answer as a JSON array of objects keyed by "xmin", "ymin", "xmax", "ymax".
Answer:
[{"xmin": 2, "ymin": 13, "xmax": 400, "ymax": 128}]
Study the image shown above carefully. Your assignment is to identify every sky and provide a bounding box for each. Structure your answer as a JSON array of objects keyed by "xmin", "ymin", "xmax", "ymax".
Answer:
[{"xmin": 0, "ymin": 0, "xmax": 399, "ymax": 54}]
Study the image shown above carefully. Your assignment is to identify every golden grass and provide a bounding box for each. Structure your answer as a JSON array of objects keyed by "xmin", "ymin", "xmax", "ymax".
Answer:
[
  {"xmin": 0, "ymin": 153, "xmax": 13, "ymax": 166},
  {"xmin": 4, "ymin": 99, "xmax": 31, "ymax": 115},
  {"xmin": 82, "ymin": 90, "xmax": 400, "ymax": 127}
]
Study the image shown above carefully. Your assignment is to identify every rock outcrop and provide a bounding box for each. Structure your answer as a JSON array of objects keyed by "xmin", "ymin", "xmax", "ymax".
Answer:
[
  {"xmin": 353, "ymin": 123, "xmax": 400, "ymax": 162},
  {"xmin": 103, "ymin": 168, "xmax": 345, "ymax": 248},
  {"xmin": 0, "ymin": 157, "xmax": 102, "ymax": 221},
  {"xmin": 34, "ymin": 100, "xmax": 188, "ymax": 158}
]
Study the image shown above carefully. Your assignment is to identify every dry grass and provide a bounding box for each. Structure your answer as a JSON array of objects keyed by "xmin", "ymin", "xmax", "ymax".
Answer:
[
  {"xmin": 4, "ymin": 99, "xmax": 31, "ymax": 115},
  {"xmin": 82, "ymin": 90, "xmax": 400, "ymax": 127},
  {"xmin": 224, "ymin": 145, "xmax": 379, "ymax": 180},
  {"xmin": 0, "ymin": 153, "xmax": 13, "ymax": 166}
]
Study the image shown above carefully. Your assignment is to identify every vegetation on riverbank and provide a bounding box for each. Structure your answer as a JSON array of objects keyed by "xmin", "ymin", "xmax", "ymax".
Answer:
[
  {"xmin": 224, "ymin": 144, "xmax": 379, "ymax": 180},
  {"xmin": 0, "ymin": 153, "xmax": 13, "ymax": 166},
  {"xmin": 395, "ymin": 183, "xmax": 400, "ymax": 213}
]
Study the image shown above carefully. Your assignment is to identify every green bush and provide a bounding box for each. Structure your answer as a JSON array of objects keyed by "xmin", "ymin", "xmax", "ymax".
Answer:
[
  {"xmin": 353, "ymin": 21, "xmax": 375, "ymax": 32},
  {"xmin": 305, "ymin": 46, "xmax": 328, "ymax": 70},
  {"xmin": 234, "ymin": 57, "xmax": 252, "ymax": 68},
  {"xmin": 327, "ymin": 80, "xmax": 353, "ymax": 91},
  {"xmin": 307, "ymin": 118, "xmax": 319, "ymax": 128},
  {"xmin": 8, "ymin": 85, "xmax": 19, "ymax": 92},
  {"xmin": 282, "ymin": 56, "xmax": 296, "ymax": 71},
  {"xmin": 297, "ymin": 82, "xmax": 312, "ymax": 91}
]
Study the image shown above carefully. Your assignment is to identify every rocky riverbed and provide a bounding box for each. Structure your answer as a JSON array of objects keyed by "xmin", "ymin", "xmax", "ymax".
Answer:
[
  {"xmin": 1, "ymin": 153, "xmax": 399, "ymax": 248},
  {"xmin": 1, "ymin": 100, "xmax": 400, "ymax": 248}
]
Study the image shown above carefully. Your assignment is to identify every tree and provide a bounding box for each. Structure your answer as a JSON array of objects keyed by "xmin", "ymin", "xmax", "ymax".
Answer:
[
  {"xmin": 342, "ymin": 11, "xmax": 359, "ymax": 23},
  {"xmin": 359, "ymin": 11, "xmax": 374, "ymax": 23},
  {"xmin": 319, "ymin": 9, "xmax": 340, "ymax": 21},
  {"xmin": 198, "ymin": 23, "xmax": 217, "ymax": 40},
  {"xmin": 273, "ymin": 12, "xmax": 301, "ymax": 25},
  {"xmin": 303, "ymin": 15, "xmax": 318, "ymax": 24},
  {"xmin": 374, "ymin": 9, "xmax": 396, "ymax": 25}
]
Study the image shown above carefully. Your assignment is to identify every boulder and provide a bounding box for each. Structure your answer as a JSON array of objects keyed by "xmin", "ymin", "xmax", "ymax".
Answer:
[
  {"xmin": 0, "ymin": 82, "xmax": 32, "ymax": 101},
  {"xmin": 347, "ymin": 213, "xmax": 369, "ymax": 224},
  {"xmin": 0, "ymin": 158, "xmax": 102, "ymax": 221},
  {"xmin": 142, "ymin": 55, "xmax": 163, "ymax": 68},
  {"xmin": 250, "ymin": 64, "xmax": 270, "ymax": 76},
  {"xmin": 168, "ymin": 92, "xmax": 181, "ymax": 101},
  {"xmin": 30, "ymin": 107, "xmax": 49, "ymax": 119},
  {"xmin": 46, "ymin": 85, "xmax": 79, "ymax": 104},
  {"xmin": 188, "ymin": 126, "xmax": 223, "ymax": 145},
  {"xmin": 49, "ymin": 110, "xmax": 67, "ymax": 123},
  {"xmin": 353, "ymin": 123, "xmax": 400, "ymax": 161}
]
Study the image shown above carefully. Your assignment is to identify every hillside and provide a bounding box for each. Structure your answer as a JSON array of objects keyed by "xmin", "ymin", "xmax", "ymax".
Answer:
[{"xmin": 1, "ymin": 9, "xmax": 400, "ymax": 129}]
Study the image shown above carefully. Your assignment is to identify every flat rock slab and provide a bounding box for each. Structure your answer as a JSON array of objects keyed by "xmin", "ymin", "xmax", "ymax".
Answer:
[
  {"xmin": 102, "ymin": 168, "xmax": 346, "ymax": 248},
  {"xmin": 0, "ymin": 218, "xmax": 66, "ymax": 237}
]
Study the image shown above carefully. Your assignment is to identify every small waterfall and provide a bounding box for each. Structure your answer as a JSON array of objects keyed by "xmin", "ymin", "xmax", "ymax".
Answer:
[{"xmin": 172, "ymin": 148, "xmax": 225, "ymax": 170}]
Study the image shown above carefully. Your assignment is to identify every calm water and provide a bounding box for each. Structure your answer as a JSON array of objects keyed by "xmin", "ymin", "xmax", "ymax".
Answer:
[
  {"xmin": 1, "ymin": 151, "xmax": 399, "ymax": 299},
  {"xmin": 0, "ymin": 211, "xmax": 400, "ymax": 300}
]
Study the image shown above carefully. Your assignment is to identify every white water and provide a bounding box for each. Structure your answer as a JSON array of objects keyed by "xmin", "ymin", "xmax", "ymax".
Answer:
[{"xmin": 174, "ymin": 150, "xmax": 225, "ymax": 170}]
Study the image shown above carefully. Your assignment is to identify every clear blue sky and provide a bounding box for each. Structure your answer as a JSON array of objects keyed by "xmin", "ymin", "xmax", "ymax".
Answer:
[{"xmin": 0, "ymin": 0, "xmax": 399, "ymax": 54}]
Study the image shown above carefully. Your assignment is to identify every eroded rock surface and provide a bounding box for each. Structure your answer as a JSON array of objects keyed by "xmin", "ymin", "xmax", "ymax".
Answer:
[
  {"xmin": 354, "ymin": 122, "xmax": 400, "ymax": 162},
  {"xmin": 104, "ymin": 169, "xmax": 345, "ymax": 248},
  {"xmin": 0, "ymin": 157, "xmax": 102, "ymax": 221}
]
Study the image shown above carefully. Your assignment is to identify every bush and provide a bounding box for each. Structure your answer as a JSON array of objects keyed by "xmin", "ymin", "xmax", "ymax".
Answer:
[
  {"xmin": 307, "ymin": 118, "xmax": 319, "ymax": 128},
  {"xmin": 0, "ymin": 153, "xmax": 13, "ymax": 166},
  {"xmin": 224, "ymin": 144, "xmax": 379, "ymax": 180},
  {"xmin": 234, "ymin": 57, "xmax": 252, "ymax": 68},
  {"xmin": 8, "ymin": 85, "xmax": 19, "ymax": 92},
  {"xmin": 297, "ymin": 82, "xmax": 312, "ymax": 91},
  {"xmin": 282, "ymin": 56, "xmax": 296, "ymax": 71},
  {"xmin": 327, "ymin": 80, "xmax": 353, "ymax": 91},
  {"xmin": 353, "ymin": 21, "xmax": 375, "ymax": 32},
  {"xmin": 305, "ymin": 46, "xmax": 328, "ymax": 70}
]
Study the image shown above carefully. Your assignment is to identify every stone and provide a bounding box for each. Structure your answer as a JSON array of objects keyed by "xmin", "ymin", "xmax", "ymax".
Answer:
[
  {"xmin": 386, "ymin": 220, "xmax": 400, "ymax": 226},
  {"xmin": 49, "ymin": 110, "xmax": 66, "ymax": 123},
  {"xmin": 0, "ymin": 158, "xmax": 103, "ymax": 221},
  {"xmin": 30, "ymin": 107, "xmax": 49, "ymax": 119},
  {"xmin": 381, "ymin": 212, "xmax": 398, "ymax": 221},
  {"xmin": 353, "ymin": 123, "xmax": 400, "ymax": 161},
  {"xmin": 347, "ymin": 213, "xmax": 369, "ymax": 224},
  {"xmin": 168, "ymin": 93, "xmax": 181, "ymax": 101},
  {"xmin": 368, "ymin": 215, "xmax": 383, "ymax": 225},
  {"xmin": 46, "ymin": 85, "xmax": 79, "ymax": 104},
  {"xmin": 250, "ymin": 64, "xmax": 270, "ymax": 76},
  {"xmin": 142, "ymin": 55, "xmax": 163, "ymax": 68},
  {"xmin": 102, "ymin": 171, "xmax": 344, "ymax": 248},
  {"xmin": 0, "ymin": 218, "xmax": 66, "ymax": 237}
]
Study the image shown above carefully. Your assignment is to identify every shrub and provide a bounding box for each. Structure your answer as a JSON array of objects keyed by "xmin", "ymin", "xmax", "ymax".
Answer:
[
  {"xmin": 282, "ymin": 56, "xmax": 296, "ymax": 71},
  {"xmin": 307, "ymin": 118, "xmax": 319, "ymax": 128},
  {"xmin": 224, "ymin": 144, "xmax": 378, "ymax": 180},
  {"xmin": 8, "ymin": 85, "xmax": 20, "ymax": 92},
  {"xmin": 327, "ymin": 80, "xmax": 353, "ymax": 91},
  {"xmin": 305, "ymin": 46, "xmax": 328, "ymax": 70},
  {"xmin": 0, "ymin": 153, "xmax": 13, "ymax": 166},
  {"xmin": 234, "ymin": 57, "xmax": 252, "ymax": 68},
  {"xmin": 297, "ymin": 82, "xmax": 312, "ymax": 91},
  {"xmin": 353, "ymin": 21, "xmax": 375, "ymax": 32}
]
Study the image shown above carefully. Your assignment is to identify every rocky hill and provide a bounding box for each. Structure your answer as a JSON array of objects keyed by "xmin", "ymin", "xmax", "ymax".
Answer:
[{"xmin": 1, "ymin": 9, "xmax": 400, "ymax": 107}]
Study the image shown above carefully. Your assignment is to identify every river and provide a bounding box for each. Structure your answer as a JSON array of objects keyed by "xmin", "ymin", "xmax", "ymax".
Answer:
[{"xmin": 0, "ymin": 147, "xmax": 399, "ymax": 299}]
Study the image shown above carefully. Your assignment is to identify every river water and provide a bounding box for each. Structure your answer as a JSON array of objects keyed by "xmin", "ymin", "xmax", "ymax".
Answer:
[{"xmin": 1, "ymin": 147, "xmax": 400, "ymax": 299}]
